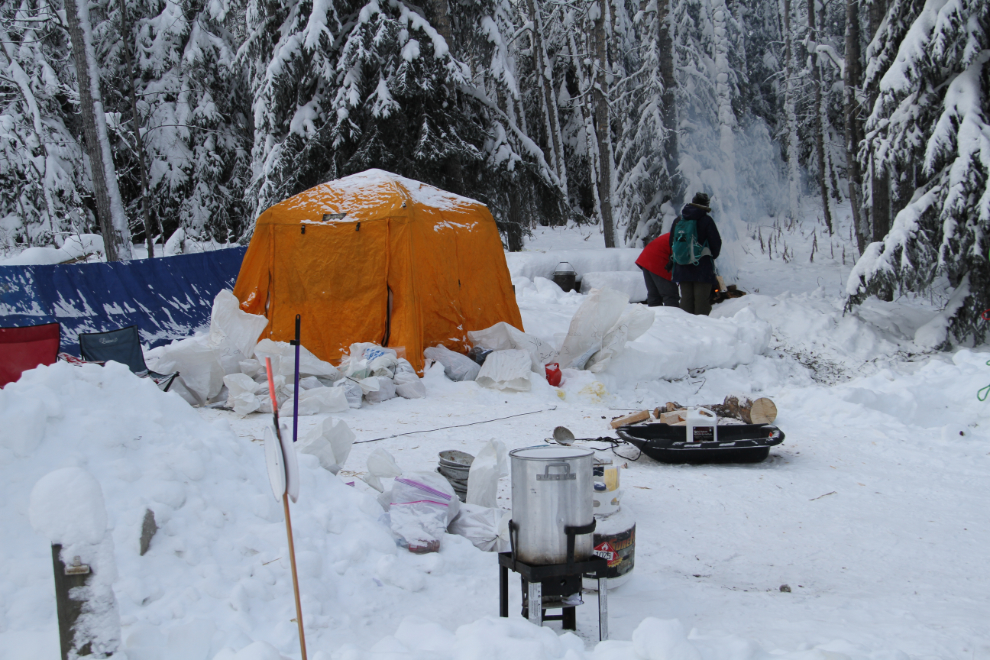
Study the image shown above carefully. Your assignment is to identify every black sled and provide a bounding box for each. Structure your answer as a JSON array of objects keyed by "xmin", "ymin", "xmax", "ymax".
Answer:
[{"xmin": 616, "ymin": 423, "xmax": 784, "ymax": 464}]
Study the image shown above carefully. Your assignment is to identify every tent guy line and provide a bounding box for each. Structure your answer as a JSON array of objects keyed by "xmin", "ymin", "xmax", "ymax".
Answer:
[{"xmin": 353, "ymin": 406, "xmax": 559, "ymax": 444}]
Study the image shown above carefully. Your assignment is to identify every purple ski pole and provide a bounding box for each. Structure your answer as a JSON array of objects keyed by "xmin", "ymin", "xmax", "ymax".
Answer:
[{"xmin": 291, "ymin": 314, "xmax": 301, "ymax": 443}]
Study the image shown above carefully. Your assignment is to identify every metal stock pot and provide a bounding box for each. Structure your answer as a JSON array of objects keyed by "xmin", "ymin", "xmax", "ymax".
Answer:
[{"xmin": 509, "ymin": 446, "xmax": 594, "ymax": 565}]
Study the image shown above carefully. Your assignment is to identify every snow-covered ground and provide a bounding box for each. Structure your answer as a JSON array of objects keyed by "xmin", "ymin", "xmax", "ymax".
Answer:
[{"xmin": 2, "ymin": 207, "xmax": 988, "ymax": 660}]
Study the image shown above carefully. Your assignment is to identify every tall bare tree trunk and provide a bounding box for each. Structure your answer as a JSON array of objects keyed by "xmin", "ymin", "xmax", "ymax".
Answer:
[
  {"xmin": 657, "ymin": 0, "xmax": 680, "ymax": 199},
  {"xmin": 566, "ymin": 30, "xmax": 602, "ymax": 223},
  {"xmin": 843, "ymin": 0, "xmax": 866, "ymax": 254},
  {"xmin": 782, "ymin": 0, "xmax": 801, "ymax": 221},
  {"xmin": 808, "ymin": 0, "xmax": 834, "ymax": 234},
  {"xmin": 64, "ymin": 0, "xmax": 124, "ymax": 260},
  {"xmin": 119, "ymin": 0, "xmax": 159, "ymax": 258},
  {"xmin": 867, "ymin": 0, "xmax": 890, "ymax": 244},
  {"xmin": 590, "ymin": 0, "xmax": 616, "ymax": 248},
  {"xmin": 526, "ymin": 0, "xmax": 567, "ymax": 199}
]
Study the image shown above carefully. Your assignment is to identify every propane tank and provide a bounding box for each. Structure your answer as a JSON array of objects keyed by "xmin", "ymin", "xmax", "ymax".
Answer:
[{"xmin": 585, "ymin": 458, "xmax": 635, "ymax": 590}]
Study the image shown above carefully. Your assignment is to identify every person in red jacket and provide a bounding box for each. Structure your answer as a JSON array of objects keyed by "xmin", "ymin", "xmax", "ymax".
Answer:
[{"xmin": 635, "ymin": 232, "xmax": 680, "ymax": 307}]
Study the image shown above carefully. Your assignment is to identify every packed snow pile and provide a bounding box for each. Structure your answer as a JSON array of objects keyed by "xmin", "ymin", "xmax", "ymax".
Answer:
[
  {"xmin": 0, "ymin": 360, "xmax": 493, "ymax": 658},
  {"xmin": 711, "ymin": 289, "xmax": 941, "ymax": 379},
  {"xmin": 513, "ymin": 277, "xmax": 771, "ymax": 385}
]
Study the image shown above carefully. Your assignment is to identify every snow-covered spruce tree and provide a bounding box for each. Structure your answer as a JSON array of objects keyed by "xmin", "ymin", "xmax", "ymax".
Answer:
[
  {"xmin": 612, "ymin": 0, "xmax": 680, "ymax": 247},
  {"xmin": 860, "ymin": 0, "xmax": 924, "ymax": 243},
  {"xmin": 241, "ymin": 0, "xmax": 345, "ymax": 219},
  {"xmin": 244, "ymin": 0, "xmax": 562, "ymax": 248},
  {"xmin": 0, "ymin": 0, "xmax": 93, "ymax": 249},
  {"xmin": 446, "ymin": 0, "xmax": 567, "ymax": 246},
  {"xmin": 96, "ymin": 0, "xmax": 252, "ymax": 245},
  {"xmin": 848, "ymin": 0, "xmax": 990, "ymax": 346}
]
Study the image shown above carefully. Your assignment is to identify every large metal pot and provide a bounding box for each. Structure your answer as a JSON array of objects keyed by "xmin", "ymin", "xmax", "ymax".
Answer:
[{"xmin": 510, "ymin": 446, "xmax": 594, "ymax": 565}]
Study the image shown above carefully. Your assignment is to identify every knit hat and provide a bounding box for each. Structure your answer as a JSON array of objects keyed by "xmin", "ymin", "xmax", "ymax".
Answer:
[{"xmin": 691, "ymin": 192, "xmax": 711, "ymax": 211}]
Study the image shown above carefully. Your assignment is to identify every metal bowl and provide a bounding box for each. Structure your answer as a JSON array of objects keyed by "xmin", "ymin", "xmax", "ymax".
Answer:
[{"xmin": 439, "ymin": 450, "xmax": 474, "ymax": 467}]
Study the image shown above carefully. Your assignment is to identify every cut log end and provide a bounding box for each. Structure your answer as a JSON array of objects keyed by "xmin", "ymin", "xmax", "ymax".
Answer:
[{"xmin": 750, "ymin": 397, "xmax": 777, "ymax": 424}]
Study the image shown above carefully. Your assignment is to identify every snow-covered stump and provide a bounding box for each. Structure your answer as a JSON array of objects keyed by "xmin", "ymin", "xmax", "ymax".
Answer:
[{"xmin": 29, "ymin": 468, "xmax": 121, "ymax": 659}]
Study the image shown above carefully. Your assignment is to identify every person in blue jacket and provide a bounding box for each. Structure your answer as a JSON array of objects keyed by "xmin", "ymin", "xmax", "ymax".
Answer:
[{"xmin": 668, "ymin": 192, "xmax": 722, "ymax": 316}]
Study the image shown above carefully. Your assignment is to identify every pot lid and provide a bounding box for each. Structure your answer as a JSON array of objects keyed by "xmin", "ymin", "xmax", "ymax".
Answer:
[{"xmin": 510, "ymin": 446, "xmax": 593, "ymax": 460}]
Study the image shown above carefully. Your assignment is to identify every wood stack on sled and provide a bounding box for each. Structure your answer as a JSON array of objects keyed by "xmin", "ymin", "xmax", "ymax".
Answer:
[{"xmin": 610, "ymin": 396, "xmax": 784, "ymax": 464}]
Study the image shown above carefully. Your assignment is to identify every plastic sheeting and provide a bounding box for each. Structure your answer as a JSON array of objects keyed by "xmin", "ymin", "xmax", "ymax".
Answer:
[{"xmin": 0, "ymin": 248, "xmax": 246, "ymax": 354}]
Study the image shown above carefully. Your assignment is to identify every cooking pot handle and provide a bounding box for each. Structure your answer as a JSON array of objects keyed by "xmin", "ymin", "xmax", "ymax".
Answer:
[
  {"xmin": 564, "ymin": 519, "xmax": 597, "ymax": 569},
  {"xmin": 536, "ymin": 462, "xmax": 575, "ymax": 481}
]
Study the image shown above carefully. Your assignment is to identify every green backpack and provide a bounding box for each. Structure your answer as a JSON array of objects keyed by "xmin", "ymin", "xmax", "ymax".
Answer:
[{"xmin": 671, "ymin": 217, "xmax": 712, "ymax": 266}]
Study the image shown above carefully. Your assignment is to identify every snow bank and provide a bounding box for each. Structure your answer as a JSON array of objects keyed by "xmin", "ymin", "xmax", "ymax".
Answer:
[
  {"xmin": 580, "ymin": 271, "xmax": 647, "ymax": 302},
  {"xmin": 0, "ymin": 234, "xmax": 104, "ymax": 265},
  {"xmin": 0, "ymin": 361, "xmax": 490, "ymax": 658},
  {"xmin": 506, "ymin": 248, "xmax": 640, "ymax": 282},
  {"xmin": 514, "ymin": 277, "xmax": 771, "ymax": 386},
  {"xmin": 712, "ymin": 289, "xmax": 938, "ymax": 371},
  {"xmin": 335, "ymin": 614, "xmax": 890, "ymax": 660}
]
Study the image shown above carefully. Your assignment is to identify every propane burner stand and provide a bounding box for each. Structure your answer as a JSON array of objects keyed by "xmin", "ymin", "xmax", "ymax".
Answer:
[{"xmin": 499, "ymin": 521, "xmax": 609, "ymax": 640}]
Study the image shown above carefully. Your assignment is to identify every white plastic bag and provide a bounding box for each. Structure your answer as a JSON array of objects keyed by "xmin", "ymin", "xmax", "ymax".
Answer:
[
  {"xmin": 475, "ymin": 349, "xmax": 532, "ymax": 392},
  {"xmin": 390, "ymin": 472, "xmax": 459, "ymax": 552},
  {"xmin": 555, "ymin": 287, "xmax": 630, "ymax": 369},
  {"xmin": 364, "ymin": 376, "xmax": 396, "ymax": 404},
  {"xmin": 369, "ymin": 355, "xmax": 398, "ymax": 378},
  {"xmin": 395, "ymin": 358, "xmax": 416, "ymax": 375},
  {"xmin": 351, "ymin": 343, "xmax": 397, "ymax": 362},
  {"xmin": 239, "ymin": 358, "xmax": 263, "ymax": 379},
  {"xmin": 334, "ymin": 379, "xmax": 363, "ymax": 408},
  {"xmin": 344, "ymin": 358, "xmax": 370, "ymax": 380},
  {"xmin": 209, "ymin": 290, "xmax": 269, "ymax": 359},
  {"xmin": 466, "ymin": 440, "xmax": 508, "ymax": 508},
  {"xmin": 362, "ymin": 447, "xmax": 403, "ymax": 492},
  {"xmin": 297, "ymin": 417, "xmax": 355, "ymax": 474},
  {"xmin": 223, "ymin": 373, "xmax": 262, "ymax": 416},
  {"xmin": 298, "ymin": 376, "xmax": 323, "ymax": 390},
  {"xmin": 254, "ymin": 374, "xmax": 289, "ymax": 414},
  {"xmin": 424, "ymin": 346, "xmax": 480, "ymax": 382},
  {"xmin": 254, "ymin": 339, "xmax": 341, "ymax": 380},
  {"xmin": 448, "ymin": 503, "xmax": 511, "ymax": 552},
  {"xmin": 367, "ymin": 448, "xmax": 402, "ymax": 478},
  {"xmin": 468, "ymin": 322, "xmax": 558, "ymax": 372},
  {"xmin": 154, "ymin": 335, "xmax": 225, "ymax": 404},
  {"xmin": 394, "ymin": 371, "xmax": 426, "ymax": 399},
  {"xmin": 357, "ymin": 376, "xmax": 381, "ymax": 395},
  {"xmin": 586, "ymin": 303, "xmax": 656, "ymax": 373},
  {"xmin": 279, "ymin": 386, "xmax": 350, "ymax": 416}
]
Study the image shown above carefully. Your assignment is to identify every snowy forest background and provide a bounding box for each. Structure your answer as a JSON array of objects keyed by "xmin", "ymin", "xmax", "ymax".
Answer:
[{"xmin": 0, "ymin": 0, "xmax": 987, "ymax": 342}]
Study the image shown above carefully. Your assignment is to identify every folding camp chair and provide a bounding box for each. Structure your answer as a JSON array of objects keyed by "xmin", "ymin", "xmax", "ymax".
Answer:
[
  {"xmin": 78, "ymin": 326, "xmax": 178, "ymax": 392},
  {"xmin": 0, "ymin": 322, "xmax": 61, "ymax": 387}
]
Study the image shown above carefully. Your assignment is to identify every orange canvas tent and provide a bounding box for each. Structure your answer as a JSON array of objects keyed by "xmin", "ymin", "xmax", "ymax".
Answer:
[{"xmin": 233, "ymin": 170, "xmax": 523, "ymax": 371}]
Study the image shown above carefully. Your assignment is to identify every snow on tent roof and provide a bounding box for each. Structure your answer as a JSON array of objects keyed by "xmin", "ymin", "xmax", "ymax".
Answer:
[{"xmin": 274, "ymin": 169, "xmax": 485, "ymax": 223}]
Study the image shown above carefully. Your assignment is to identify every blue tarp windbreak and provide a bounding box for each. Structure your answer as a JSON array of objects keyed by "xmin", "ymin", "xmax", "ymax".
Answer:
[{"xmin": 0, "ymin": 248, "xmax": 247, "ymax": 354}]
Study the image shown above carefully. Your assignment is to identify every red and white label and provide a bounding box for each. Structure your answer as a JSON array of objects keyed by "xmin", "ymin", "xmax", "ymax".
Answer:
[{"xmin": 593, "ymin": 541, "xmax": 615, "ymax": 561}]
